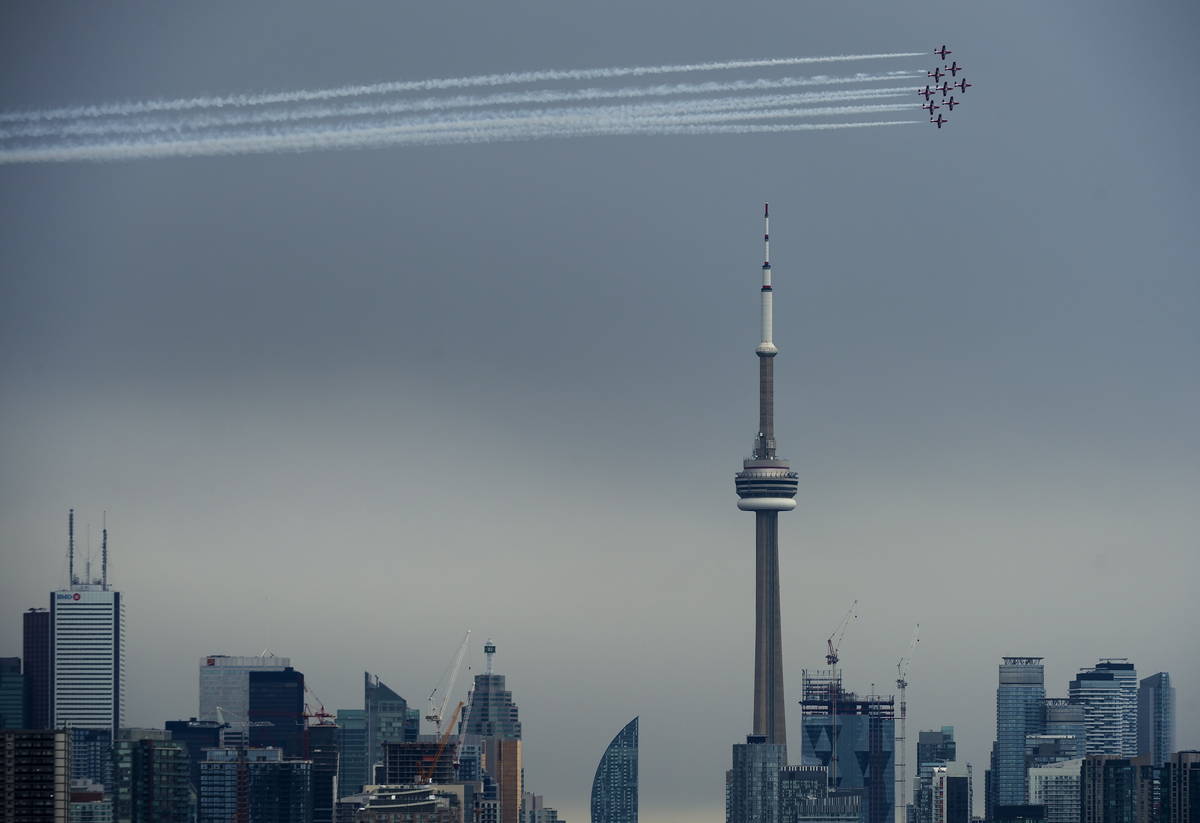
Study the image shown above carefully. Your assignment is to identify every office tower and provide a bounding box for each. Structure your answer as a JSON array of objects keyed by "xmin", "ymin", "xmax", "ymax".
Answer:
[
  {"xmin": 164, "ymin": 718, "xmax": 222, "ymax": 799},
  {"xmin": 591, "ymin": 717, "xmax": 638, "ymax": 823},
  {"xmin": 1039, "ymin": 700, "xmax": 1087, "ymax": 761},
  {"xmin": 727, "ymin": 735, "xmax": 787, "ymax": 823},
  {"xmin": 1070, "ymin": 662, "xmax": 1137, "ymax": 757},
  {"xmin": 1029, "ymin": 759, "xmax": 1083, "ymax": 823},
  {"xmin": 0, "ymin": 729, "xmax": 71, "ymax": 822},
  {"xmin": 247, "ymin": 668, "xmax": 305, "ymax": 758},
  {"xmin": 306, "ymin": 723, "xmax": 339, "ymax": 823},
  {"xmin": 733, "ymin": 204, "xmax": 799, "ymax": 748},
  {"xmin": 484, "ymin": 739, "xmax": 523, "ymax": 823},
  {"xmin": 198, "ymin": 653, "xmax": 291, "ymax": 723},
  {"xmin": 336, "ymin": 709, "xmax": 368, "ymax": 797},
  {"xmin": 0, "ymin": 658, "xmax": 23, "ymax": 729},
  {"xmin": 111, "ymin": 729, "xmax": 191, "ymax": 823},
  {"xmin": 914, "ymin": 728, "xmax": 957, "ymax": 823},
  {"xmin": 931, "ymin": 764, "xmax": 972, "ymax": 823},
  {"xmin": 464, "ymin": 642, "xmax": 522, "ymax": 740},
  {"xmin": 365, "ymin": 672, "xmax": 419, "ymax": 782},
  {"xmin": 1165, "ymin": 752, "xmax": 1199, "ymax": 823},
  {"xmin": 198, "ymin": 747, "xmax": 312, "ymax": 823},
  {"xmin": 799, "ymin": 671, "xmax": 895, "ymax": 823},
  {"xmin": 23, "ymin": 608, "xmax": 52, "ymax": 730},
  {"xmin": 992, "ymin": 658, "xmax": 1046, "ymax": 809},
  {"xmin": 70, "ymin": 729, "xmax": 114, "ymax": 792},
  {"xmin": 1138, "ymin": 675, "xmax": 1175, "ymax": 768},
  {"xmin": 1082, "ymin": 757, "xmax": 1138, "ymax": 823}
]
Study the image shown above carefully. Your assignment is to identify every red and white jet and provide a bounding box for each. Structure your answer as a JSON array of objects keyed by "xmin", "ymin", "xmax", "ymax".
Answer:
[
  {"xmin": 954, "ymin": 78, "xmax": 973, "ymax": 93},
  {"xmin": 922, "ymin": 101, "xmax": 941, "ymax": 116},
  {"xmin": 928, "ymin": 67, "xmax": 946, "ymax": 82},
  {"xmin": 947, "ymin": 61, "xmax": 963, "ymax": 77},
  {"xmin": 930, "ymin": 114, "xmax": 948, "ymax": 129},
  {"xmin": 934, "ymin": 45, "xmax": 952, "ymax": 59},
  {"xmin": 917, "ymin": 85, "xmax": 936, "ymax": 100},
  {"xmin": 935, "ymin": 82, "xmax": 952, "ymax": 96},
  {"xmin": 943, "ymin": 96, "xmax": 961, "ymax": 111}
]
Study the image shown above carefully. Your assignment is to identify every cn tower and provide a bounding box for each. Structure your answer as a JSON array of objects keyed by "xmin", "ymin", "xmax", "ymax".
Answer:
[{"xmin": 734, "ymin": 203, "xmax": 799, "ymax": 746}]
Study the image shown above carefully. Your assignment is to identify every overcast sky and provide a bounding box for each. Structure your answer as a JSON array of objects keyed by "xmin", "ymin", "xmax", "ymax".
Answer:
[{"xmin": 2, "ymin": 1, "xmax": 1198, "ymax": 820}]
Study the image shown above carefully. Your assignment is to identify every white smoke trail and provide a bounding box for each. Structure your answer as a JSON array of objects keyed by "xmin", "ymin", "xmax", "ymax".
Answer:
[
  {"xmin": 0, "ymin": 98, "xmax": 919, "ymax": 165},
  {"xmin": 0, "ymin": 71, "xmax": 921, "ymax": 141},
  {"xmin": 0, "ymin": 53, "xmax": 926, "ymax": 124}
]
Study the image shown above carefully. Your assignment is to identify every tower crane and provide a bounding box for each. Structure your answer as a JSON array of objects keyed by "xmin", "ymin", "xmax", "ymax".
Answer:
[
  {"xmin": 895, "ymin": 624, "xmax": 920, "ymax": 823},
  {"xmin": 826, "ymin": 599, "xmax": 858, "ymax": 667},
  {"xmin": 425, "ymin": 630, "xmax": 471, "ymax": 736},
  {"xmin": 418, "ymin": 701, "xmax": 464, "ymax": 785},
  {"xmin": 824, "ymin": 599, "xmax": 857, "ymax": 789}
]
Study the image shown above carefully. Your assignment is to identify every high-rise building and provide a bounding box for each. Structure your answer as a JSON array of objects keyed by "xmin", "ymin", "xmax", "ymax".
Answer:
[
  {"xmin": 70, "ymin": 729, "xmax": 114, "ymax": 792},
  {"xmin": 591, "ymin": 717, "xmax": 638, "ymax": 823},
  {"xmin": 728, "ymin": 735, "xmax": 787, "ymax": 823},
  {"xmin": 991, "ymin": 658, "xmax": 1046, "ymax": 809},
  {"xmin": 1164, "ymin": 751, "xmax": 1199, "ymax": 823},
  {"xmin": 464, "ymin": 641, "xmax": 522, "ymax": 740},
  {"xmin": 306, "ymin": 722, "xmax": 339, "ymax": 823},
  {"xmin": 381, "ymin": 740, "xmax": 458, "ymax": 785},
  {"xmin": 164, "ymin": 719, "xmax": 222, "ymax": 799},
  {"xmin": 198, "ymin": 747, "xmax": 312, "ymax": 823},
  {"xmin": 1029, "ymin": 758, "xmax": 1083, "ymax": 823},
  {"xmin": 51, "ymin": 510, "xmax": 125, "ymax": 736},
  {"xmin": 931, "ymin": 764, "xmax": 972, "ymax": 823},
  {"xmin": 0, "ymin": 728, "xmax": 71, "ymax": 822},
  {"xmin": 336, "ymin": 709, "xmax": 368, "ymax": 797},
  {"xmin": 1082, "ymin": 756, "xmax": 1137, "ymax": 823},
  {"xmin": 365, "ymin": 672, "xmax": 419, "ymax": 783},
  {"xmin": 778, "ymin": 764, "xmax": 860, "ymax": 823},
  {"xmin": 1137, "ymin": 675, "xmax": 1175, "ymax": 768},
  {"xmin": 1039, "ymin": 700, "xmax": 1087, "ymax": 762},
  {"xmin": 733, "ymin": 204, "xmax": 799, "ymax": 748},
  {"xmin": 248, "ymin": 668, "xmax": 305, "ymax": 758},
  {"xmin": 1070, "ymin": 662, "xmax": 1137, "ymax": 757},
  {"xmin": 23, "ymin": 608, "xmax": 52, "ymax": 730},
  {"xmin": 111, "ymin": 728, "xmax": 192, "ymax": 823},
  {"xmin": 799, "ymin": 671, "xmax": 895, "ymax": 823},
  {"xmin": 0, "ymin": 658, "xmax": 24, "ymax": 729},
  {"xmin": 914, "ymin": 728, "xmax": 957, "ymax": 823},
  {"xmin": 198, "ymin": 654, "xmax": 291, "ymax": 724}
]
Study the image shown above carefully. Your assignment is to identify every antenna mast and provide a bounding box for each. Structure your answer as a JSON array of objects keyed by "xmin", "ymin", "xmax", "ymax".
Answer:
[
  {"xmin": 896, "ymin": 624, "xmax": 920, "ymax": 823},
  {"xmin": 68, "ymin": 508, "xmax": 76, "ymax": 586},
  {"xmin": 101, "ymin": 511, "xmax": 108, "ymax": 589}
]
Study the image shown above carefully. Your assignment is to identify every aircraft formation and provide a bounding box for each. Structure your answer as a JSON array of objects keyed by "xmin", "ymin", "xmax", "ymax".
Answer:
[{"xmin": 921, "ymin": 46, "xmax": 972, "ymax": 129}]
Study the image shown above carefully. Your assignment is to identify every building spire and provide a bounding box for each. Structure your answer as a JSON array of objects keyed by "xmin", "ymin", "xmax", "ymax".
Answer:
[
  {"xmin": 68, "ymin": 508, "xmax": 76, "ymax": 586},
  {"xmin": 101, "ymin": 511, "xmax": 108, "ymax": 589}
]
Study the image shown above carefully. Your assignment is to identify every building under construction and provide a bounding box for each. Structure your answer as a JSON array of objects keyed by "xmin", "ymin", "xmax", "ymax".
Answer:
[{"xmin": 800, "ymin": 669, "xmax": 895, "ymax": 823}]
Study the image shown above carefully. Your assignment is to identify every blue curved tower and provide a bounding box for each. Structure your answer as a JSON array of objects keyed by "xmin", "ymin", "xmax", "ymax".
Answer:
[
  {"xmin": 735, "ymin": 204, "xmax": 798, "ymax": 746},
  {"xmin": 591, "ymin": 717, "xmax": 638, "ymax": 823}
]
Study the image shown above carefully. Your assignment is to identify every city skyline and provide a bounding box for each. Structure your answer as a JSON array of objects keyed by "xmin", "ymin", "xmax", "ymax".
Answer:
[{"xmin": 3, "ymin": 1, "xmax": 1200, "ymax": 820}]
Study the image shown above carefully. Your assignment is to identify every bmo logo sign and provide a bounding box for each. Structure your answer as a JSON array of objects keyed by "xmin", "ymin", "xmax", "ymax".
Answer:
[{"xmin": 56, "ymin": 592, "xmax": 82, "ymax": 601}]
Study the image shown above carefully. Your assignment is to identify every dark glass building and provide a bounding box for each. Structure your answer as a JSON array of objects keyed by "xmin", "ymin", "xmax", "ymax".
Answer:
[
  {"xmin": 307, "ymin": 722, "xmax": 339, "ymax": 823},
  {"xmin": 727, "ymin": 735, "xmax": 786, "ymax": 823},
  {"xmin": 336, "ymin": 708, "xmax": 368, "ymax": 797},
  {"xmin": 0, "ymin": 729, "xmax": 71, "ymax": 820},
  {"xmin": 0, "ymin": 658, "xmax": 23, "ymax": 730},
  {"xmin": 463, "ymin": 641, "xmax": 522, "ymax": 740},
  {"xmin": 199, "ymin": 747, "xmax": 312, "ymax": 823},
  {"xmin": 22, "ymin": 608, "xmax": 51, "ymax": 730},
  {"xmin": 591, "ymin": 717, "xmax": 638, "ymax": 823},
  {"xmin": 249, "ymin": 667, "xmax": 305, "ymax": 758},
  {"xmin": 1138, "ymin": 674, "xmax": 1175, "ymax": 768},
  {"xmin": 365, "ymin": 672, "xmax": 418, "ymax": 784},
  {"xmin": 914, "ymin": 728, "xmax": 957, "ymax": 823},
  {"xmin": 112, "ymin": 728, "xmax": 192, "ymax": 823},
  {"xmin": 383, "ymin": 740, "xmax": 458, "ymax": 785},
  {"xmin": 992, "ymin": 658, "xmax": 1046, "ymax": 810},
  {"xmin": 1082, "ymin": 756, "xmax": 1138, "ymax": 823},
  {"xmin": 165, "ymin": 718, "xmax": 223, "ymax": 798}
]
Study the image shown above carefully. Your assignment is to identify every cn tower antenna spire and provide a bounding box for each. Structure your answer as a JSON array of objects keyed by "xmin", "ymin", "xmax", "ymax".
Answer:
[{"xmin": 735, "ymin": 202, "xmax": 798, "ymax": 747}]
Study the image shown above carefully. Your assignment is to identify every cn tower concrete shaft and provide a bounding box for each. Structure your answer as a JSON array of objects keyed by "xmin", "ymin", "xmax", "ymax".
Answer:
[{"xmin": 735, "ymin": 203, "xmax": 798, "ymax": 747}]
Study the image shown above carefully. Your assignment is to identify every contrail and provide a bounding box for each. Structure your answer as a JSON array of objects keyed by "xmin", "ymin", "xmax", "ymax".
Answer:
[
  {"xmin": 0, "ymin": 53, "xmax": 926, "ymax": 124},
  {"xmin": 0, "ymin": 98, "xmax": 920, "ymax": 164},
  {"xmin": 0, "ymin": 71, "xmax": 921, "ymax": 140}
]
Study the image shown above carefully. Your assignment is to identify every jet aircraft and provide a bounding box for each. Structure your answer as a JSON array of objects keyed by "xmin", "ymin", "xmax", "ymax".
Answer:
[
  {"xmin": 921, "ymin": 101, "xmax": 940, "ymax": 115},
  {"xmin": 935, "ymin": 82, "xmax": 952, "ymax": 96},
  {"xmin": 917, "ymin": 85, "xmax": 935, "ymax": 100},
  {"xmin": 954, "ymin": 78, "xmax": 972, "ymax": 93},
  {"xmin": 930, "ymin": 114, "xmax": 948, "ymax": 129},
  {"xmin": 928, "ymin": 67, "xmax": 945, "ymax": 82},
  {"xmin": 947, "ymin": 61, "xmax": 963, "ymax": 77},
  {"xmin": 934, "ymin": 45, "xmax": 951, "ymax": 59},
  {"xmin": 943, "ymin": 96, "xmax": 960, "ymax": 111}
]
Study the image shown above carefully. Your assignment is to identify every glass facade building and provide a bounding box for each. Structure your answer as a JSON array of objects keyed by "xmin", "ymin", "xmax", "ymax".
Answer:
[
  {"xmin": 248, "ymin": 668, "xmax": 305, "ymax": 758},
  {"xmin": 336, "ymin": 708, "xmax": 368, "ymax": 796},
  {"xmin": 364, "ymin": 672, "xmax": 418, "ymax": 784},
  {"xmin": 1070, "ymin": 661, "xmax": 1137, "ymax": 757},
  {"xmin": 198, "ymin": 654, "xmax": 291, "ymax": 724},
  {"xmin": 727, "ymin": 735, "xmax": 787, "ymax": 823},
  {"xmin": 993, "ymin": 658, "xmax": 1046, "ymax": 807},
  {"xmin": 199, "ymin": 747, "xmax": 312, "ymax": 823},
  {"xmin": 591, "ymin": 716, "xmax": 638, "ymax": 823},
  {"xmin": 22, "ymin": 608, "xmax": 52, "ymax": 730},
  {"xmin": 0, "ymin": 658, "xmax": 23, "ymax": 729},
  {"xmin": 111, "ymin": 728, "xmax": 192, "ymax": 823},
  {"xmin": 914, "ymin": 728, "xmax": 957, "ymax": 823},
  {"xmin": 1137, "ymin": 673, "xmax": 1174, "ymax": 767}
]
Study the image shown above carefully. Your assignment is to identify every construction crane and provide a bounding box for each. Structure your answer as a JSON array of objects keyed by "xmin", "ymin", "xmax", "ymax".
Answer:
[
  {"xmin": 826, "ymin": 599, "xmax": 858, "ymax": 666},
  {"xmin": 418, "ymin": 701, "xmax": 464, "ymax": 784},
  {"xmin": 426, "ymin": 630, "xmax": 471, "ymax": 736},
  {"xmin": 895, "ymin": 624, "xmax": 920, "ymax": 823},
  {"xmin": 303, "ymin": 685, "xmax": 335, "ymax": 726}
]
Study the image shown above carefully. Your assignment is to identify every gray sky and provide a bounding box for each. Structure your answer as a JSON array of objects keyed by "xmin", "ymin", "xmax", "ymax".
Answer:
[{"xmin": 2, "ymin": 1, "xmax": 1198, "ymax": 820}]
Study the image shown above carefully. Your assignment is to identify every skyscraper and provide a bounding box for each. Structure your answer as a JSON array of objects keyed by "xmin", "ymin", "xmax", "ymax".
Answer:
[
  {"xmin": 22, "ymin": 608, "xmax": 52, "ymax": 730},
  {"xmin": 111, "ymin": 728, "xmax": 192, "ymax": 823},
  {"xmin": 727, "ymin": 735, "xmax": 786, "ymax": 823},
  {"xmin": 991, "ymin": 657, "xmax": 1046, "ymax": 809},
  {"xmin": 1028, "ymin": 759, "xmax": 1083, "ymax": 823},
  {"xmin": 931, "ymin": 763, "xmax": 972, "ymax": 823},
  {"xmin": 591, "ymin": 717, "xmax": 638, "ymax": 823},
  {"xmin": 0, "ymin": 729, "xmax": 71, "ymax": 822},
  {"xmin": 1137, "ymin": 674, "xmax": 1175, "ymax": 768},
  {"xmin": 364, "ymin": 672, "xmax": 418, "ymax": 784},
  {"xmin": 1070, "ymin": 661, "xmax": 1137, "ymax": 757},
  {"xmin": 336, "ymin": 708, "xmax": 368, "ymax": 796},
  {"xmin": 0, "ymin": 658, "xmax": 23, "ymax": 729},
  {"xmin": 164, "ymin": 718, "xmax": 223, "ymax": 799},
  {"xmin": 733, "ymin": 204, "xmax": 799, "ymax": 747},
  {"xmin": 1082, "ymin": 756, "xmax": 1138, "ymax": 823},
  {"xmin": 248, "ymin": 668, "xmax": 305, "ymax": 758},
  {"xmin": 914, "ymin": 728, "xmax": 957, "ymax": 823},
  {"xmin": 198, "ymin": 747, "xmax": 311, "ymax": 823},
  {"xmin": 198, "ymin": 653, "xmax": 291, "ymax": 724},
  {"xmin": 306, "ymin": 722, "xmax": 340, "ymax": 823},
  {"xmin": 465, "ymin": 642, "xmax": 524, "ymax": 823}
]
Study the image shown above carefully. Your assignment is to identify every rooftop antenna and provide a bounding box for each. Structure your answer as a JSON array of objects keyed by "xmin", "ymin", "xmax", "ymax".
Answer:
[
  {"xmin": 86, "ymin": 524, "xmax": 92, "ymax": 585},
  {"xmin": 484, "ymin": 639, "xmax": 496, "ymax": 675},
  {"xmin": 68, "ymin": 508, "xmax": 76, "ymax": 586},
  {"xmin": 101, "ymin": 511, "xmax": 108, "ymax": 589}
]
